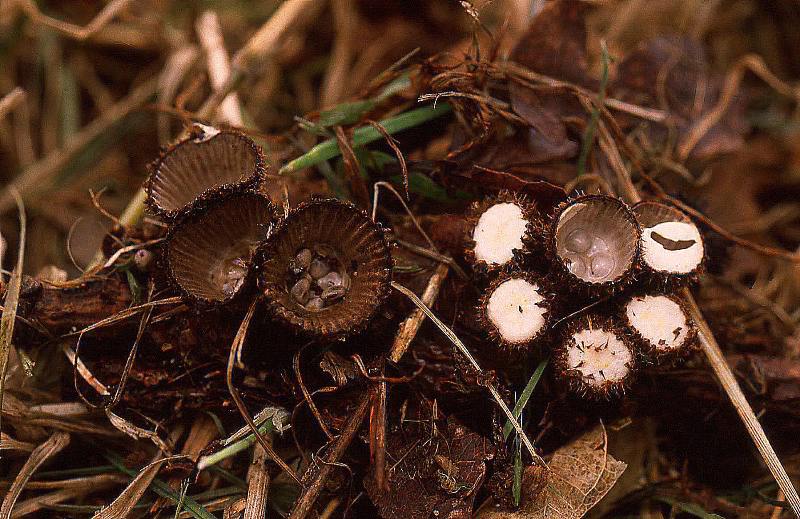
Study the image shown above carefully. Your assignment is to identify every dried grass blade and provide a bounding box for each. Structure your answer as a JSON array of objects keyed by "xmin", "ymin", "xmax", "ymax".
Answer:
[
  {"xmin": 0, "ymin": 431, "xmax": 70, "ymax": 519},
  {"xmin": 390, "ymin": 281, "xmax": 545, "ymax": 466},
  {"xmin": 243, "ymin": 444, "xmax": 270, "ymax": 519},
  {"xmin": 683, "ymin": 289, "xmax": 800, "ymax": 517},
  {"xmin": 226, "ymin": 301, "xmax": 301, "ymax": 485},
  {"xmin": 95, "ymin": 456, "xmax": 173, "ymax": 519},
  {"xmin": 105, "ymin": 453, "xmax": 215, "ymax": 519},
  {"xmin": 0, "ymin": 190, "xmax": 26, "ymax": 446}
]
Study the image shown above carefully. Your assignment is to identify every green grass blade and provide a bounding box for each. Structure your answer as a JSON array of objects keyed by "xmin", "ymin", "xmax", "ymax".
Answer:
[
  {"xmin": 105, "ymin": 453, "xmax": 217, "ymax": 519},
  {"xmin": 280, "ymin": 103, "xmax": 452, "ymax": 175},
  {"xmin": 503, "ymin": 358, "xmax": 549, "ymax": 440},
  {"xmin": 197, "ymin": 419, "xmax": 275, "ymax": 470},
  {"xmin": 512, "ymin": 437, "xmax": 523, "ymax": 506}
]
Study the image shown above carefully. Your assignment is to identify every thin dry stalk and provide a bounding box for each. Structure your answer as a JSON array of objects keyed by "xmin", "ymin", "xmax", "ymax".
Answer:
[
  {"xmin": 157, "ymin": 46, "xmax": 200, "ymax": 143},
  {"xmin": 0, "ymin": 431, "xmax": 70, "ymax": 519},
  {"xmin": 390, "ymin": 262, "xmax": 450, "ymax": 363},
  {"xmin": 321, "ymin": 0, "xmax": 358, "ymax": 106},
  {"xmin": 390, "ymin": 281, "xmax": 545, "ymax": 466},
  {"xmin": 115, "ymin": 0, "xmax": 321, "ymax": 232},
  {"xmin": 294, "ymin": 345, "xmax": 334, "ymax": 441},
  {"xmin": 200, "ymin": 0, "xmax": 320, "ymax": 120},
  {"xmin": 196, "ymin": 11, "xmax": 243, "ymax": 126},
  {"xmin": 243, "ymin": 444, "xmax": 271, "ymax": 519},
  {"xmin": 0, "ymin": 190, "xmax": 25, "ymax": 446},
  {"xmin": 289, "ymin": 392, "xmax": 371, "ymax": 519},
  {"xmin": 0, "ymin": 432, "xmax": 35, "ymax": 453},
  {"xmin": 226, "ymin": 301, "xmax": 302, "ymax": 485},
  {"xmin": 684, "ymin": 291, "xmax": 800, "ymax": 516},
  {"xmin": 0, "ymin": 76, "xmax": 159, "ymax": 213},
  {"xmin": 94, "ymin": 454, "xmax": 184, "ymax": 519},
  {"xmin": 151, "ymin": 414, "xmax": 219, "ymax": 511},
  {"xmin": 15, "ymin": 0, "xmax": 135, "ymax": 41},
  {"xmin": 678, "ymin": 54, "xmax": 800, "ymax": 160},
  {"xmin": 606, "ymin": 127, "xmax": 800, "ymax": 517},
  {"xmin": 62, "ymin": 342, "xmax": 110, "ymax": 396},
  {"xmin": 501, "ymin": 61, "xmax": 669, "ymax": 122},
  {"xmin": 0, "ymin": 88, "xmax": 25, "ymax": 120}
]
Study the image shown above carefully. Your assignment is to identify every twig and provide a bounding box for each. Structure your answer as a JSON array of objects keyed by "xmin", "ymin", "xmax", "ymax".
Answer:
[
  {"xmin": 0, "ymin": 87, "xmax": 25, "ymax": 120},
  {"xmin": 679, "ymin": 54, "xmax": 800, "ymax": 161},
  {"xmin": 113, "ymin": 0, "xmax": 321, "ymax": 231},
  {"xmin": 607, "ymin": 129, "xmax": 800, "ymax": 518},
  {"xmin": 683, "ymin": 291, "xmax": 800, "ymax": 517},
  {"xmin": 294, "ymin": 344, "xmax": 334, "ymax": 440},
  {"xmin": 367, "ymin": 121, "xmax": 409, "ymax": 199},
  {"xmin": 288, "ymin": 392, "xmax": 371, "ymax": 519},
  {"xmin": 196, "ymin": 11, "xmax": 243, "ymax": 127},
  {"xmin": 226, "ymin": 301, "xmax": 301, "ymax": 486},
  {"xmin": 243, "ymin": 444, "xmax": 270, "ymax": 519},
  {"xmin": 15, "ymin": 0, "xmax": 135, "ymax": 41},
  {"xmin": 661, "ymin": 195, "xmax": 800, "ymax": 263},
  {"xmin": 0, "ymin": 431, "xmax": 70, "ymax": 519},
  {"xmin": 390, "ymin": 281, "xmax": 545, "ymax": 466},
  {"xmin": 576, "ymin": 40, "xmax": 610, "ymax": 176},
  {"xmin": 0, "ymin": 190, "xmax": 25, "ymax": 450},
  {"xmin": 389, "ymin": 262, "xmax": 449, "ymax": 363},
  {"xmin": 396, "ymin": 239, "xmax": 467, "ymax": 279},
  {"xmin": 502, "ymin": 61, "xmax": 668, "ymax": 122},
  {"xmin": 198, "ymin": 0, "xmax": 320, "ymax": 120}
]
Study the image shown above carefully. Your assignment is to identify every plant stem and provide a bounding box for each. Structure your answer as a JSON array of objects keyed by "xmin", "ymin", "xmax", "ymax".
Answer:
[
  {"xmin": 576, "ymin": 41, "xmax": 610, "ymax": 177},
  {"xmin": 503, "ymin": 358, "xmax": 548, "ymax": 440}
]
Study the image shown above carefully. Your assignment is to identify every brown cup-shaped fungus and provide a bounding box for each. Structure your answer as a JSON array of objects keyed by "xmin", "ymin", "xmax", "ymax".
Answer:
[
  {"xmin": 166, "ymin": 191, "xmax": 277, "ymax": 305},
  {"xmin": 146, "ymin": 125, "xmax": 265, "ymax": 219},
  {"xmin": 550, "ymin": 195, "xmax": 639, "ymax": 294},
  {"xmin": 622, "ymin": 293, "xmax": 696, "ymax": 362},
  {"xmin": 478, "ymin": 271, "xmax": 550, "ymax": 352},
  {"xmin": 257, "ymin": 199, "xmax": 392, "ymax": 338},
  {"xmin": 465, "ymin": 191, "xmax": 536, "ymax": 275},
  {"xmin": 553, "ymin": 314, "xmax": 636, "ymax": 399},
  {"xmin": 632, "ymin": 201, "xmax": 705, "ymax": 284}
]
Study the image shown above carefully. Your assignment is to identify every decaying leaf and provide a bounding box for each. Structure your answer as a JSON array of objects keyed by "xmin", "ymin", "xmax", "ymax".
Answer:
[
  {"xmin": 480, "ymin": 426, "xmax": 626, "ymax": 519},
  {"xmin": 365, "ymin": 417, "xmax": 495, "ymax": 519}
]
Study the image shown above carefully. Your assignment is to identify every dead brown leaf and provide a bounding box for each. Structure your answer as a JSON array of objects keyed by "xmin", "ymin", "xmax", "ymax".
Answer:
[{"xmin": 480, "ymin": 425, "xmax": 626, "ymax": 519}]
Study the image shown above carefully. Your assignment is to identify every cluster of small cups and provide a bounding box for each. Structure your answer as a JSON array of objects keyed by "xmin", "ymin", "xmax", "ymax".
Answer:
[
  {"xmin": 144, "ymin": 125, "xmax": 393, "ymax": 339},
  {"xmin": 467, "ymin": 191, "xmax": 705, "ymax": 399}
]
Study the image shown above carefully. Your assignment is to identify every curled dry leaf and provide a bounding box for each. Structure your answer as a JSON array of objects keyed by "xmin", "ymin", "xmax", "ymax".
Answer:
[{"xmin": 479, "ymin": 426, "xmax": 626, "ymax": 519}]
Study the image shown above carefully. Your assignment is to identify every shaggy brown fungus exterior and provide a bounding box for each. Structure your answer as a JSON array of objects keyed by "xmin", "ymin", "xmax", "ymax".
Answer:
[
  {"xmin": 632, "ymin": 200, "xmax": 705, "ymax": 284},
  {"xmin": 465, "ymin": 191, "xmax": 535, "ymax": 274},
  {"xmin": 478, "ymin": 271, "xmax": 550, "ymax": 352},
  {"xmin": 550, "ymin": 195, "xmax": 640, "ymax": 294},
  {"xmin": 256, "ymin": 198, "xmax": 392, "ymax": 338},
  {"xmin": 145, "ymin": 125, "xmax": 265, "ymax": 219},
  {"xmin": 166, "ymin": 191, "xmax": 277, "ymax": 305},
  {"xmin": 553, "ymin": 314, "xmax": 636, "ymax": 399}
]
